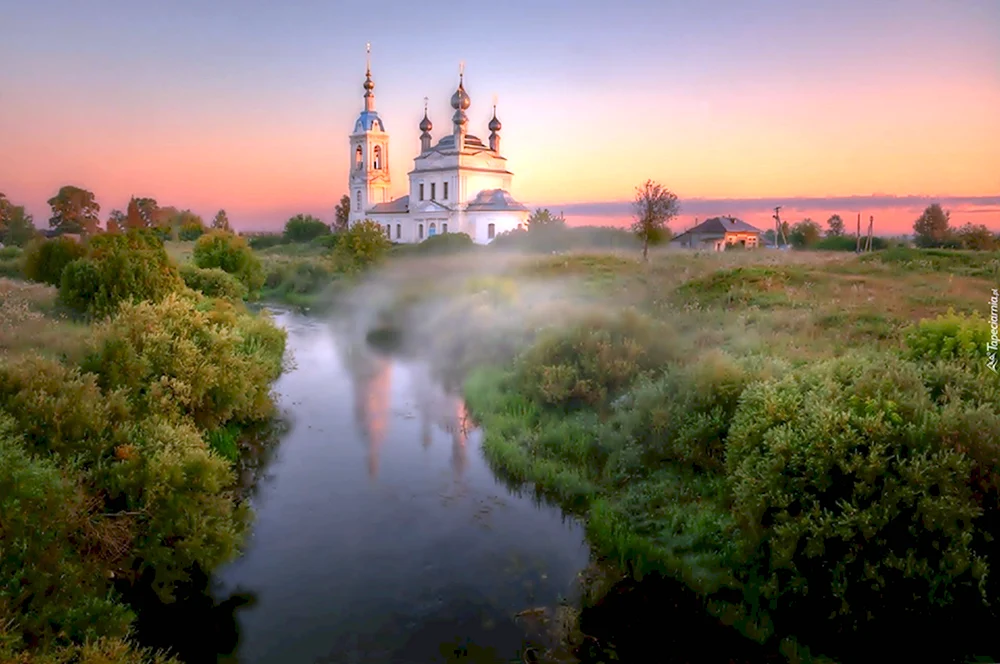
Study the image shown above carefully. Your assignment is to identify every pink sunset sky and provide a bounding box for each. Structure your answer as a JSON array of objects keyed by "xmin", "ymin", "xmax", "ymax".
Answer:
[{"xmin": 1, "ymin": 0, "xmax": 997, "ymax": 235}]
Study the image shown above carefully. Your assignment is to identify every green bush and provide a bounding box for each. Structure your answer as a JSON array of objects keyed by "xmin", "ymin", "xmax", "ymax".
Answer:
[
  {"xmin": 814, "ymin": 235, "xmax": 888, "ymax": 251},
  {"xmin": 0, "ymin": 257, "xmax": 23, "ymax": 278},
  {"xmin": 605, "ymin": 352, "xmax": 786, "ymax": 480},
  {"xmin": 179, "ymin": 264, "xmax": 247, "ymax": 301},
  {"xmin": 0, "ymin": 246, "xmax": 23, "ymax": 260},
  {"xmin": 311, "ymin": 233, "xmax": 342, "ymax": 250},
  {"xmin": 514, "ymin": 309, "xmax": 677, "ymax": 413},
  {"xmin": 0, "ymin": 413, "xmax": 134, "ymax": 649},
  {"xmin": 193, "ymin": 231, "xmax": 265, "ymax": 295},
  {"xmin": 82, "ymin": 293, "xmax": 285, "ymax": 429},
  {"xmin": 282, "ymin": 214, "xmax": 330, "ymax": 243},
  {"xmin": 334, "ymin": 219, "xmax": 391, "ymax": 271},
  {"xmin": 904, "ymin": 310, "xmax": 991, "ymax": 364},
  {"xmin": 23, "ymin": 237, "xmax": 87, "ymax": 286},
  {"xmin": 413, "ymin": 232, "xmax": 475, "ymax": 254},
  {"xmin": 726, "ymin": 353, "xmax": 997, "ymax": 634},
  {"xmin": 247, "ymin": 233, "xmax": 285, "ymax": 250},
  {"xmin": 59, "ymin": 231, "xmax": 183, "ymax": 318},
  {"xmin": 178, "ymin": 221, "xmax": 205, "ymax": 241}
]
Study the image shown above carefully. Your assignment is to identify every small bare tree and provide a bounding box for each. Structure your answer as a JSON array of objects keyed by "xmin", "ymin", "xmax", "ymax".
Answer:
[{"xmin": 631, "ymin": 179, "xmax": 680, "ymax": 261}]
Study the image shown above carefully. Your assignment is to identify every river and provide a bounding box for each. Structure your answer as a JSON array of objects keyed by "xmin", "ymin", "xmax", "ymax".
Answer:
[{"xmin": 207, "ymin": 308, "xmax": 590, "ymax": 663}]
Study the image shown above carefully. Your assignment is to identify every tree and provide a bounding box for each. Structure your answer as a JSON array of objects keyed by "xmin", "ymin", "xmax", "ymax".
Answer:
[
  {"xmin": 333, "ymin": 195, "xmax": 350, "ymax": 233},
  {"xmin": 789, "ymin": 218, "xmax": 823, "ymax": 248},
  {"xmin": 1, "ymin": 193, "xmax": 38, "ymax": 246},
  {"xmin": 825, "ymin": 214, "xmax": 845, "ymax": 237},
  {"xmin": 47, "ymin": 185, "xmax": 100, "ymax": 235},
  {"xmin": 630, "ymin": 180, "xmax": 679, "ymax": 261},
  {"xmin": 913, "ymin": 203, "xmax": 951, "ymax": 248},
  {"xmin": 194, "ymin": 231, "xmax": 265, "ymax": 294},
  {"xmin": 526, "ymin": 208, "xmax": 567, "ymax": 230},
  {"xmin": 106, "ymin": 209, "xmax": 126, "ymax": 234},
  {"xmin": 212, "ymin": 209, "xmax": 232, "ymax": 232},
  {"xmin": 283, "ymin": 214, "xmax": 330, "ymax": 243},
  {"xmin": 1, "ymin": 205, "xmax": 38, "ymax": 246},
  {"xmin": 954, "ymin": 223, "xmax": 998, "ymax": 251}
]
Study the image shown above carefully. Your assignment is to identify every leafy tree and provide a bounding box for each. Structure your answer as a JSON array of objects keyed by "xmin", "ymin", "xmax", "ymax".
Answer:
[
  {"xmin": 825, "ymin": 214, "xmax": 845, "ymax": 237},
  {"xmin": 193, "ymin": 231, "xmax": 265, "ymax": 294},
  {"xmin": 0, "ymin": 202, "xmax": 38, "ymax": 247},
  {"xmin": 526, "ymin": 208, "xmax": 567, "ymax": 230},
  {"xmin": 124, "ymin": 196, "xmax": 159, "ymax": 229},
  {"xmin": 212, "ymin": 209, "xmax": 232, "ymax": 232},
  {"xmin": 335, "ymin": 218, "xmax": 391, "ymax": 271},
  {"xmin": 913, "ymin": 203, "xmax": 951, "ymax": 248},
  {"xmin": 333, "ymin": 195, "xmax": 350, "ymax": 233},
  {"xmin": 631, "ymin": 179, "xmax": 679, "ymax": 261},
  {"xmin": 59, "ymin": 230, "xmax": 183, "ymax": 317},
  {"xmin": 789, "ymin": 218, "xmax": 822, "ymax": 248},
  {"xmin": 23, "ymin": 236, "xmax": 88, "ymax": 285},
  {"xmin": 107, "ymin": 209, "xmax": 126, "ymax": 233},
  {"xmin": 283, "ymin": 213, "xmax": 330, "ymax": 243},
  {"xmin": 954, "ymin": 223, "xmax": 998, "ymax": 251},
  {"xmin": 47, "ymin": 185, "xmax": 100, "ymax": 235}
]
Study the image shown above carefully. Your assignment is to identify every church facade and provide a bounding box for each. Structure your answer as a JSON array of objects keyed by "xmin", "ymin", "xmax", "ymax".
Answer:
[{"xmin": 346, "ymin": 54, "xmax": 529, "ymax": 244}]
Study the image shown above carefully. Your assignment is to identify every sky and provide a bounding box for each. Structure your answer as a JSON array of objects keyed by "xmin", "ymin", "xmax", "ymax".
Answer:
[{"xmin": 1, "ymin": 0, "xmax": 998, "ymax": 234}]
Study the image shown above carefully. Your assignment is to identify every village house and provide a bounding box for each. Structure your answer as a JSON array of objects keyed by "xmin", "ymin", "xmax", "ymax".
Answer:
[{"xmin": 670, "ymin": 216, "xmax": 762, "ymax": 251}]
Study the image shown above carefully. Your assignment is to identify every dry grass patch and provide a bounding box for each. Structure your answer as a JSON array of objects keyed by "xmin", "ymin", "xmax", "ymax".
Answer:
[{"xmin": 0, "ymin": 278, "xmax": 90, "ymax": 362}]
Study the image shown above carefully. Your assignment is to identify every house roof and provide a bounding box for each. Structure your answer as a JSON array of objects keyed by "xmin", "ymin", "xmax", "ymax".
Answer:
[
  {"xmin": 465, "ymin": 189, "xmax": 528, "ymax": 212},
  {"xmin": 672, "ymin": 216, "xmax": 762, "ymax": 240},
  {"xmin": 367, "ymin": 195, "xmax": 409, "ymax": 214}
]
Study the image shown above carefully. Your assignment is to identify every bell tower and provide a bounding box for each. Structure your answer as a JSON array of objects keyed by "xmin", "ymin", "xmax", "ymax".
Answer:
[{"xmin": 349, "ymin": 43, "xmax": 391, "ymax": 225}]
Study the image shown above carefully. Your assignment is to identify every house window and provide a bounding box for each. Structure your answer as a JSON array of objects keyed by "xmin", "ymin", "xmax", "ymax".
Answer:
[
  {"xmin": 443, "ymin": 182, "xmax": 449, "ymax": 200},
  {"xmin": 355, "ymin": 146, "xmax": 362, "ymax": 170},
  {"xmin": 373, "ymin": 146, "xmax": 381, "ymax": 170},
  {"xmin": 442, "ymin": 223, "xmax": 448, "ymax": 233},
  {"xmin": 418, "ymin": 224, "xmax": 424, "ymax": 239},
  {"xmin": 488, "ymin": 223, "xmax": 495, "ymax": 239},
  {"xmin": 396, "ymin": 224, "xmax": 401, "ymax": 239},
  {"xmin": 419, "ymin": 184, "xmax": 424, "ymax": 201},
  {"xmin": 430, "ymin": 183, "xmax": 436, "ymax": 200}
]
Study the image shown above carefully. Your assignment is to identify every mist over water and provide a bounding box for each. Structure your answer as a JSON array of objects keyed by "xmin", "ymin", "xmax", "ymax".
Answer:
[{"xmin": 213, "ymin": 309, "xmax": 590, "ymax": 663}]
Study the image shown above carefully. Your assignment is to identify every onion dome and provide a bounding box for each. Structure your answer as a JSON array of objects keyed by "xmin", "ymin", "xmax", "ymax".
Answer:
[
  {"xmin": 452, "ymin": 109, "xmax": 468, "ymax": 126},
  {"xmin": 488, "ymin": 107, "xmax": 501, "ymax": 132},
  {"xmin": 450, "ymin": 76, "xmax": 471, "ymax": 111},
  {"xmin": 419, "ymin": 111, "xmax": 432, "ymax": 132}
]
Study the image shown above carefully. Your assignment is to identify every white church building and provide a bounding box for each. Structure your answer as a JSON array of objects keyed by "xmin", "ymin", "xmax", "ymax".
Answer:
[{"xmin": 346, "ymin": 52, "xmax": 529, "ymax": 244}]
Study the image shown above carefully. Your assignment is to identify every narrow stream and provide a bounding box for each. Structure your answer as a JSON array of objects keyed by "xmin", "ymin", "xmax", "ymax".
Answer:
[{"xmin": 210, "ymin": 309, "xmax": 590, "ymax": 663}]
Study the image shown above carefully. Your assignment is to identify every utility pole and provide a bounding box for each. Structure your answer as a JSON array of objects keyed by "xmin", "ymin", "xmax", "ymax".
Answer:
[
  {"xmin": 773, "ymin": 206, "xmax": 787, "ymax": 249},
  {"xmin": 866, "ymin": 215, "xmax": 874, "ymax": 252},
  {"xmin": 856, "ymin": 213, "xmax": 862, "ymax": 253}
]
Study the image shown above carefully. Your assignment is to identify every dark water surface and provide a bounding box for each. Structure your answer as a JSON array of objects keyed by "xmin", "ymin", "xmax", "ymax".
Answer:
[{"xmin": 212, "ymin": 310, "xmax": 590, "ymax": 663}]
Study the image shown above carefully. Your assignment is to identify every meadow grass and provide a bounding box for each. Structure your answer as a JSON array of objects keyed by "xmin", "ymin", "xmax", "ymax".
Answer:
[{"xmin": 358, "ymin": 244, "xmax": 1000, "ymax": 661}]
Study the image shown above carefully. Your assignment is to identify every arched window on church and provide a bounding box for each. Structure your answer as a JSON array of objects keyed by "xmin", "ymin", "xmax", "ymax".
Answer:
[
  {"xmin": 488, "ymin": 223, "xmax": 496, "ymax": 240},
  {"xmin": 385, "ymin": 224, "xmax": 391, "ymax": 238},
  {"xmin": 355, "ymin": 146, "xmax": 362, "ymax": 170},
  {"xmin": 356, "ymin": 191, "xmax": 360, "ymax": 211},
  {"xmin": 373, "ymin": 146, "xmax": 381, "ymax": 170},
  {"xmin": 418, "ymin": 224, "xmax": 424, "ymax": 240},
  {"xmin": 429, "ymin": 222, "xmax": 436, "ymax": 237}
]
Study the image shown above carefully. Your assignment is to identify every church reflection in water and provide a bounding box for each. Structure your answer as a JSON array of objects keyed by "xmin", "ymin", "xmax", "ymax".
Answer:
[{"xmin": 345, "ymin": 342, "xmax": 472, "ymax": 480}]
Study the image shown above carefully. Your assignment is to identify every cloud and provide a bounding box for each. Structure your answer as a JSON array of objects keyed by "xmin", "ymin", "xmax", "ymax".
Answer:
[{"xmin": 550, "ymin": 195, "xmax": 1000, "ymax": 218}]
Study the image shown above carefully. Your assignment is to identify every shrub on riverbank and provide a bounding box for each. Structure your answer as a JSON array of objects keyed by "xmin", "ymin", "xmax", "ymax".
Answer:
[
  {"xmin": 179, "ymin": 264, "xmax": 247, "ymax": 301},
  {"xmin": 194, "ymin": 231, "xmax": 265, "ymax": 295},
  {"xmin": 362, "ymin": 247, "xmax": 1000, "ymax": 660},
  {"xmin": 23, "ymin": 236, "xmax": 87, "ymax": 286},
  {"xmin": 0, "ymin": 252, "xmax": 285, "ymax": 660},
  {"xmin": 60, "ymin": 231, "xmax": 183, "ymax": 317}
]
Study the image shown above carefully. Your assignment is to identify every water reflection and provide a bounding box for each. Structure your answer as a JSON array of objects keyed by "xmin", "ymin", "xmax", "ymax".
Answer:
[{"xmin": 210, "ymin": 311, "xmax": 590, "ymax": 664}]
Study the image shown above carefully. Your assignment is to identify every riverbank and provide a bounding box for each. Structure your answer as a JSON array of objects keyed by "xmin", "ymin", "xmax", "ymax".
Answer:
[
  {"xmin": 355, "ymin": 246, "xmax": 1000, "ymax": 662},
  {"xmin": 0, "ymin": 233, "xmax": 287, "ymax": 662}
]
